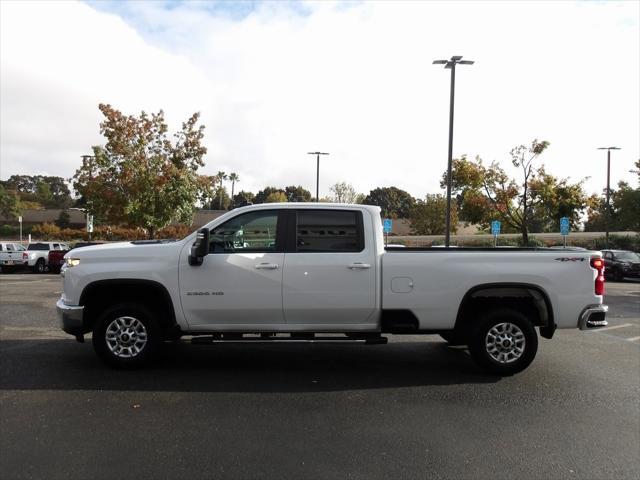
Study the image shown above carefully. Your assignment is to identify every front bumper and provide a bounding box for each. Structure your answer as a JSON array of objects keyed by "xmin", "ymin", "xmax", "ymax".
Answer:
[
  {"xmin": 578, "ymin": 304, "xmax": 608, "ymax": 330},
  {"xmin": 56, "ymin": 297, "xmax": 84, "ymax": 335}
]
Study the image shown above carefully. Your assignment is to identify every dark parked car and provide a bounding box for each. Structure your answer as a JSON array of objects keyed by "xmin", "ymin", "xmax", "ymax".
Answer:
[
  {"xmin": 48, "ymin": 242, "xmax": 104, "ymax": 274},
  {"xmin": 601, "ymin": 250, "xmax": 640, "ymax": 281}
]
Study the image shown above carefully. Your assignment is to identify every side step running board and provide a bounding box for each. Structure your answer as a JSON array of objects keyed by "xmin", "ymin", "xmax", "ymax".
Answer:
[{"xmin": 191, "ymin": 335, "xmax": 388, "ymax": 345}]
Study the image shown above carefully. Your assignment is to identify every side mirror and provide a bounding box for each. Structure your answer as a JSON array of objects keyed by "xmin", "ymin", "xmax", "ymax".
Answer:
[{"xmin": 188, "ymin": 228, "xmax": 210, "ymax": 266}]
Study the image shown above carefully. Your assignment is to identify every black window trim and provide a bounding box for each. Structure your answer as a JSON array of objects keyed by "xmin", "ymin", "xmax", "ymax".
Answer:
[
  {"xmin": 290, "ymin": 208, "xmax": 365, "ymax": 253},
  {"xmin": 208, "ymin": 209, "xmax": 287, "ymax": 254}
]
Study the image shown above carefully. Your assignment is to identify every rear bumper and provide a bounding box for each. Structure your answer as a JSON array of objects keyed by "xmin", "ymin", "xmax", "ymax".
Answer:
[
  {"xmin": 56, "ymin": 297, "xmax": 84, "ymax": 335},
  {"xmin": 578, "ymin": 304, "xmax": 608, "ymax": 330}
]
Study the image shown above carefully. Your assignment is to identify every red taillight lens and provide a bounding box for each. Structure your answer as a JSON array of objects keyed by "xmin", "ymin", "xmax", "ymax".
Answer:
[
  {"xmin": 22, "ymin": 252, "xmax": 28, "ymax": 260},
  {"xmin": 590, "ymin": 257, "xmax": 605, "ymax": 295}
]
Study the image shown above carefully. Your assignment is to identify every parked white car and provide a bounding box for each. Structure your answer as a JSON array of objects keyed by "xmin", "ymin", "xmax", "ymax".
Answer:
[
  {"xmin": 26, "ymin": 242, "xmax": 69, "ymax": 273},
  {"xmin": 57, "ymin": 203, "xmax": 608, "ymax": 374},
  {"xmin": 0, "ymin": 242, "xmax": 27, "ymax": 272}
]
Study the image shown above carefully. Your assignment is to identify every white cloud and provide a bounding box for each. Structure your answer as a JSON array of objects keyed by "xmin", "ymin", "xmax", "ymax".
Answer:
[{"xmin": 1, "ymin": 0, "xmax": 638, "ymax": 200}]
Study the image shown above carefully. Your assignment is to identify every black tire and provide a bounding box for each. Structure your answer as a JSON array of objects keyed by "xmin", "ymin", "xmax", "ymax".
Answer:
[
  {"xmin": 468, "ymin": 308, "xmax": 538, "ymax": 375},
  {"xmin": 32, "ymin": 258, "xmax": 46, "ymax": 274},
  {"xmin": 92, "ymin": 303, "xmax": 161, "ymax": 369},
  {"xmin": 439, "ymin": 331, "xmax": 467, "ymax": 346}
]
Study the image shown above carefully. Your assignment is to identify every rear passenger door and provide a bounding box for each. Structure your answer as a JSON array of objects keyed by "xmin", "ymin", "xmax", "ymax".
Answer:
[{"xmin": 282, "ymin": 209, "xmax": 377, "ymax": 328}]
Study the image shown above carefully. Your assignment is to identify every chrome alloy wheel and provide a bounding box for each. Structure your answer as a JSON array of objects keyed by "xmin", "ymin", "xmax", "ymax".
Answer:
[
  {"xmin": 485, "ymin": 322, "xmax": 526, "ymax": 364},
  {"xmin": 105, "ymin": 316, "xmax": 148, "ymax": 358}
]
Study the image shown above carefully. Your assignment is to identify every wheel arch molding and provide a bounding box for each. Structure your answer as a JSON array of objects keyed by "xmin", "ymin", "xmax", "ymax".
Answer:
[
  {"xmin": 78, "ymin": 279, "xmax": 178, "ymax": 335},
  {"xmin": 454, "ymin": 282, "xmax": 556, "ymax": 339}
]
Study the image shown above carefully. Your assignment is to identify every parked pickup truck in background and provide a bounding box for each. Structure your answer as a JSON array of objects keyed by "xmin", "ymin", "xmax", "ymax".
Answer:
[
  {"xmin": 0, "ymin": 242, "xmax": 27, "ymax": 272},
  {"xmin": 57, "ymin": 203, "xmax": 608, "ymax": 375},
  {"xmin": 26, "ymin": 242, "xmax": 69, "ymax": 273}
]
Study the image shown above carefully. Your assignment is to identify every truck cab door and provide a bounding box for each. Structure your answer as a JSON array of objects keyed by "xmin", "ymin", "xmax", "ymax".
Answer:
[
  {"xmin": 179, "ymin": 209, "xmax": 287, "ymax": 330},
  {"xmin": 282, "ymin": 209, "xmax": 378, "ymax": 329}
]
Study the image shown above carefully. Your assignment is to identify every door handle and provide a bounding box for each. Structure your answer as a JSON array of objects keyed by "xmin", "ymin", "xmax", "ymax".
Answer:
[
  {"xmin": 255, "ymin": 263, "xmax": 279, "ymax": 270},
  {"xmin": 348, "ymin": 262, "xmax": 371, "ymax": 269}
]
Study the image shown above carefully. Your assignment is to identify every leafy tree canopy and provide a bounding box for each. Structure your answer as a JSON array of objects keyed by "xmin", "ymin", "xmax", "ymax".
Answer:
[
  {"xmin": 284, "ymin": 185, "xmax": 312, "ymax": 202},
  {"xmin": 1, "ymin": 175, "xmax": 72, "ymax": 209},
  {"xmin": 363, "ymin": 186, "xmax": 415, "ymax": 218},
  {"xmin": 0, "ymin": 184, "xmax": 20, "ymax": 219},
  {"xmin": 73, "ymin": 103, "xmax": 206, "ymax": 238},
  {"xmin": 444, "ymin": 140, "xmax": 588, "ymax": 243},
  {"xmin": 410, "ymin": 194, "xmax": 458, "ymax": 235}
]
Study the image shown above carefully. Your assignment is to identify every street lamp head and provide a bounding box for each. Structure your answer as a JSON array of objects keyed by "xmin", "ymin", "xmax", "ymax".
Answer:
[
  {"xmin": 433, "ymin": 56, "xmax": 475, "ymax": 69},
  {"xmin": 597, "ymin": 147, "xmax": 621, "ymax": 150}
]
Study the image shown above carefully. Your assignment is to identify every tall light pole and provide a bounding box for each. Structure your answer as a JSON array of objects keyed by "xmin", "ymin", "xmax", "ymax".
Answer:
[
  {"xmin": 597, "ymin": 146, "xmax": 621, "ymax": 248},
  {"xmin": 307, "ymin": 152, "xmax": 329, "ymax": 202},
  {"xmin": 433, "ymin": 55, "xmax": 474, "ymax": 247}
]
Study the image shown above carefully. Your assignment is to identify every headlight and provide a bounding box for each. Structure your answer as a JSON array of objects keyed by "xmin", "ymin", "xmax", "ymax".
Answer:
[{"xmin": 65, "ymin": 258, "xmax": 81, "ymax": 267}]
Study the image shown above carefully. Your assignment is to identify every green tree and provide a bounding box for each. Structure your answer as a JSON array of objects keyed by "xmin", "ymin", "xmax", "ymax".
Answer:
[
  {"xmin": 211, "ymin": 189, "xmax": 232, "ymax": 211},
  {"xmin": 233, "ymin": 190, "xmax": 255, "ymax": 207},
  {"xmin": 444, "ymin": 140, "xmax": 588, "ymax": 244},
  {"xmin": 284, "ymin": 185, "xmax": 312, "ymax": 202},
  {"xmin": 329, "ymin": 182, "xmax": 361, "ymax": 203},
  {"xmin": 73, "ymin": 103, "xmax": 206, "ymax": 238},
  {"xmin": 228, "ymin": 173, "xmax": 239, "ymax": 208},
  {"xmin": 0, "ymin": 184, "xmax": 20, "ymax": 219},
  {"xmin": 265, "ymin": 191, "xmax": 288, "ymax": 203},
  {"xmin": 254, "ymin": 187, "xmax": 285, "ymax": 204},
  {"xmin": 216, "ymin": 171, "xmax": 227, "ymax": 210},
  {"xmin": 586, "ymin": 181, "xmax": 640, "ymax": 232},
  {"xmin": 2, "ymin": 175, "xmax": 72, "ymax": 208},
  {"xmin": 55, "ymin": 210, "xmax": 71, "ymax": 228},
  {"xmin": 363, "ymin": 187, "xmax": 415, "ymax": 218},
  {"xmin": 410, "ymin": 194, "xmax": 458, "ymax": 235}
]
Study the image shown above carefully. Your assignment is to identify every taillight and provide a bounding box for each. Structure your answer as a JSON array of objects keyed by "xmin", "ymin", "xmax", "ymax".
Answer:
[
  {"xmin": 591, "ymin": 257, "xmax": 605, "ymax": 295},
  {"xmin": 22, "ymin": 252, "xmax": 28, "ymax": 260}
]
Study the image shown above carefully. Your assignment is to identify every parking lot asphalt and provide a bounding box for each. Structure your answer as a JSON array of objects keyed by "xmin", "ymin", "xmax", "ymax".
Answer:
[{"xmin": 1, "ymin": 274, "xmax": 639, "ymax": 480}]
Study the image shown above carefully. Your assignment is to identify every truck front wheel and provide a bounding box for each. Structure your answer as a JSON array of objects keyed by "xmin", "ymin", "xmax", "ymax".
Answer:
[
  {"xmin": 468, "ymin": 309, "xmax": 538, "ymax": 375},
  {"xmin": 92, "ymin": 303, "xmax": 160, "ymax": 368}
]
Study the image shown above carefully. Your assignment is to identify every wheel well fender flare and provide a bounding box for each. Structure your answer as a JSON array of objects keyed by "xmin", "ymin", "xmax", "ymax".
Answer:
[
  {"xmin": 79, "ymin": 279, "xmax": 177, "ymax": 330},
  {"xmin": 454, "ymin": 282, "xmax": 555, "ymax": 336}
]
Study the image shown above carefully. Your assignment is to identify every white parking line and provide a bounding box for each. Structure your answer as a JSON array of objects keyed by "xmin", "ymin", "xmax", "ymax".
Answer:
[
  {"xmin": 627, "ymin": 336, "xmax": 640, "ymax": 342},
  {"xmin": 595, "ymin": 323, "xmax": 633, "ymax": 332}
]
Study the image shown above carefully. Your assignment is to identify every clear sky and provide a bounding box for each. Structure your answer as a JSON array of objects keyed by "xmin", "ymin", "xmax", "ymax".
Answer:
[{"xmin": 1, "ymin": 0, "xmax": 638, "ymax": 199}]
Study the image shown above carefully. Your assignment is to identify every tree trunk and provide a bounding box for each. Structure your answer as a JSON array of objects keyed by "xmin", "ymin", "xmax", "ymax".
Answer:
[
  {"xmin": 231, "ymin": 181, "xmax": 235, "ymax": 208},
  {"xmin": 521, "ymin": 224, "xmax": 528, "ymax": 246},
  {"xmin": 148, "ymin": 226, "xmax": 155, "ymax": 240}
]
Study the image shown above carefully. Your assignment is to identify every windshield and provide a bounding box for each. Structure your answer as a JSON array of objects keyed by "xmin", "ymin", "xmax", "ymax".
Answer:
[
  {"xmin": 27, "ymin": 243, "xmax": 50, "ymax": 251},
  {"xmin": 615, "ymin": 251, "xmax": 640, "ymax": 262}
]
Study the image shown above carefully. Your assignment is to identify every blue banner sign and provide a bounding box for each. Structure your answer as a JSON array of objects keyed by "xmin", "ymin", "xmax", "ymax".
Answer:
[
  {"xmin": 560, "ymin": 217, "xmax": 570, "ymax": 236},
  {"xmin": 383, "ymin": 218, "xmax": 393, "ymax": 233},
  {"xmin": 491, "ymin": 220, "xmax": 501, "ymax": 236}
]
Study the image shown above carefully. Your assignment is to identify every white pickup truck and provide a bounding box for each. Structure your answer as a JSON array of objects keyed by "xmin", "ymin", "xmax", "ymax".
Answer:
[
  {"xmin": 57, "ymin": 203, "xmax": 608, "ymax": 374},
  {"xmin": 0, "ymin": 242, "xmax": 27, "ymax": 272}
]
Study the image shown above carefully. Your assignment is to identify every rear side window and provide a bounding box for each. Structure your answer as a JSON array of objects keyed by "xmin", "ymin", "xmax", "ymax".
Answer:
[
  {"xmin": 296, "ymin": 210, "xmax": 363, "ymax": 252},
  {"xmin": 27, "ymin": 243, "xmax": 50, "ymax": 251}
]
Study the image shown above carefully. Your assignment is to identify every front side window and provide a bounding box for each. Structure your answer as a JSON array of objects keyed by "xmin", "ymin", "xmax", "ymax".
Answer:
[
  {"xmin": 296, "ymin": 210, "xmax": 363, "ymax": 252},
  {"xmin": 210, "ymin": 210, "xmax": 279, "ymax": 253}
]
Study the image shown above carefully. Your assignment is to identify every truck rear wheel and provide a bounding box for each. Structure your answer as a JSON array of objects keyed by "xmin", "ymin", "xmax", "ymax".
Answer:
[
  {"xmin": 468, "ymin": 308, "xmax": 538, "ymax": 375},
  {"xmin": 92, "ymin": 303, "xmax": 160, "ymax": 368}
]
